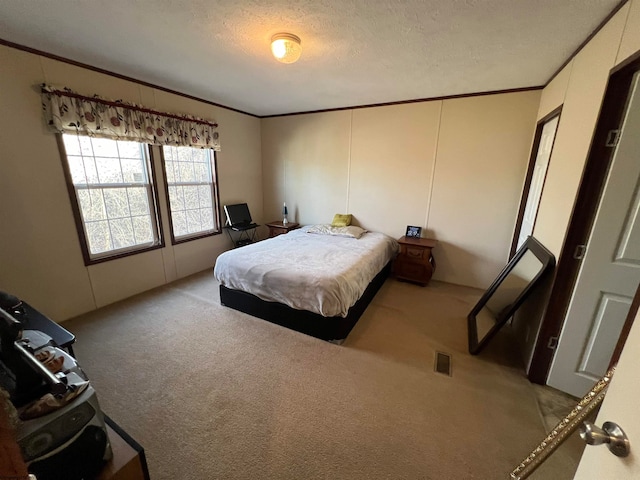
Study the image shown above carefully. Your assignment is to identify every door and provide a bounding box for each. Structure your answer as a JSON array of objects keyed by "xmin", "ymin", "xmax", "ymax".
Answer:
[
  {"xmin": 572, "ymin": 307, "xmax": 640, "ymax": 479},
  {"xmin": 516, "ymin": 115, "xmax": 559, "ymax": 250},
  {"xmin": 547, "ymin": 72, "xmax": 640, "ymax": 397}
]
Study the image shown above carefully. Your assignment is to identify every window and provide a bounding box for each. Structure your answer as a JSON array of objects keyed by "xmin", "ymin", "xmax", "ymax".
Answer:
[
  {"xmin": 60, "ymin": 134, "xmax": 162, "ymax": 263},
  {"xmin": 161, "ymin": 145, "xmax": 221, "ymax": 243}
]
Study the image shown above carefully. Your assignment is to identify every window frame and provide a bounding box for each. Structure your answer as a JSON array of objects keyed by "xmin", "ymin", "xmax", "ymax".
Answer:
[
  {"xmin": 156, "ymin": 146, "xmax": 222, "ymax": 245},
  {"xmin": 56, "ymin": 134, "xmax": 165, "ymax": 266}
]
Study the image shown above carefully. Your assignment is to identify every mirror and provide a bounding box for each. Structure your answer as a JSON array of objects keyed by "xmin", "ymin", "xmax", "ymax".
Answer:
[{"xmin": 468, "ymin": 236, "xmax": 555, "ymax": 354}]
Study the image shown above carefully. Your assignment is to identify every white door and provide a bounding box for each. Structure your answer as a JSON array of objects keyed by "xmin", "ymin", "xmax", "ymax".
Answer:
[
  {"xmin": 572, "ymin": 307, "xmax": 640, "ymax": 480},
  {"xmin": 547, "ymin": 72, "xmax": 640, "ymax": 398},
  {"xmin": 517, "ymin": 115, "xmax": 559, "ymax": 250}
]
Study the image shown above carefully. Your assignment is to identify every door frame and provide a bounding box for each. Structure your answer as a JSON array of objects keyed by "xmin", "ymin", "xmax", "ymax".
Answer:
[
  {"xmin": 528, "ymin": 51, "xmax": 640, "ymax": 384},
  {"xmin": 510, "ymin": 106, "xmax": 562, "ymax": 258}
]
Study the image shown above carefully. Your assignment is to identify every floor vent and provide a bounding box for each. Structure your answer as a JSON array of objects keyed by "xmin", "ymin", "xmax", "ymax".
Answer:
[{"xmin": 434, "ymin": 351, "xmax": 452, "ymax": 376}]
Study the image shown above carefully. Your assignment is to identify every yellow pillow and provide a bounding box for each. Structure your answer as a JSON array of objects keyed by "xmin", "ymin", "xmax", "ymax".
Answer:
[{"xmin": 331, "ymin": 214, "xmax": 352, "ymax": 227}]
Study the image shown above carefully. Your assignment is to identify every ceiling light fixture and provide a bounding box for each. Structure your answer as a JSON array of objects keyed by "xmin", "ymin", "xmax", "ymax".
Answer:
[{"xmin": 271, "ymin": 33, "xmax": 302, "ymax": 64}]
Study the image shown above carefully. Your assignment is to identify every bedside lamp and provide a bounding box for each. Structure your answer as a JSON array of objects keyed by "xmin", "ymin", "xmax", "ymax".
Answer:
[{"xmin": 283, "ymin": 202, "xmax": 288, "ymax": 225}]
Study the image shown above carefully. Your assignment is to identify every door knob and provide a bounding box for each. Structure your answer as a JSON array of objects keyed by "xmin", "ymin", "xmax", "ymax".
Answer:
[{"xmin": 579, "ymin": 421, "xmax": 630, "ymax": 457}]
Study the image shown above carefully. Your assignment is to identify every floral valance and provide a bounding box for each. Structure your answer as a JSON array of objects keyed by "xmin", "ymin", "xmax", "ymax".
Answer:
[{"xmin": 41, "ymin": 84, "xmax": 220, "ymax": 150}]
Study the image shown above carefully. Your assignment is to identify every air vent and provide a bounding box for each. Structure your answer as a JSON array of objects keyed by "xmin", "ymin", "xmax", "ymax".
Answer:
[{"xmin": 434, "ymin": 351, "xmax": 452, "ymax": 376}]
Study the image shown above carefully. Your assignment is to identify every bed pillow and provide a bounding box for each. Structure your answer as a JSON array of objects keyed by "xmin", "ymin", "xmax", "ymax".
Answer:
[
  {"xmin": 307, "ymin": 224, "xmax": 367, "ymax": 239},
  {"xmin": 331, "ymin": 213, "xmax": 352, "ymax": 227}
]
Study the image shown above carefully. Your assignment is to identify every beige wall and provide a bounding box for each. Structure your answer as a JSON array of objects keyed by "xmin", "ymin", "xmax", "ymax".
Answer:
[
  {"xmin": 0, "ymin": 44, "xmax": 262, "ymax": 321},
  {"xmin": 262, "ymin": 111, "xmax": 352, "ymax": 226},
  {"xmin": 532, "ymin": 4, "xmax": 631, "ymax": 257},
  {"xmin": 262, "ymin": 92, "xmax": 541, "ymax": 289},
  {"xmin": 3, "ymin": 0, "xmax": 638, "ymax": 331},
  {"xmin": 349, "ymin": 103, "xmax": 441, "ymax": 238},
  {"xmin": 514, "ymin": 0, "xmax": 640, "ymax": 370}
]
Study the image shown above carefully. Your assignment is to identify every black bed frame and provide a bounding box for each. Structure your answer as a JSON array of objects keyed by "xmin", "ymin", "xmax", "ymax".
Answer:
[{"xmin": 219, "ymin": 262, "xmax": 392, "ymax": 342}]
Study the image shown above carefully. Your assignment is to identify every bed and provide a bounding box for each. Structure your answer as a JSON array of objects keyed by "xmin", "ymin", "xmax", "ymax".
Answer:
[{"xmin": 213, "ymin": 225, "xmax": 399, "ymax": 342}]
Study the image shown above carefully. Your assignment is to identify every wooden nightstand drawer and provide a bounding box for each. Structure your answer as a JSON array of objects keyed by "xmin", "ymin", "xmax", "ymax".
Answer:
[
  {"xmin": 395, "ymin": 261, "xmax": 428, "ymax": 280},
  {"xmin": 404, "ymin": 246, "xmax": 425, "ymax": 261}
]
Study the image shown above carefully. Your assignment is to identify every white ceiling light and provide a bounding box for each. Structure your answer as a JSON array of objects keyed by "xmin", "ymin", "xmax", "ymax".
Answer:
[{"xmin": 271, "ymin": 33, "xmax": 302, "ymax": 64}]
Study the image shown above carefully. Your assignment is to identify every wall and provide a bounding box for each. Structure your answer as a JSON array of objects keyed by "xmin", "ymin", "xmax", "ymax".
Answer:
[
  {"xmin": 261, "ymin": 91, "xmax": 541, "ymax": 289},
  {"xmin": 4, "ymin": 1, "xmax": 637, "ymax": 328},
  {"xmin": 513, "ymin": 0, "xmax": 640, "ymax": 370},
  {"xmin": 533, "ymin": 3, "xmax": 632, "ymax": 257},
  {"xmin": 0, "ymin": 44, "xmax": 262, "ymax": 321}
]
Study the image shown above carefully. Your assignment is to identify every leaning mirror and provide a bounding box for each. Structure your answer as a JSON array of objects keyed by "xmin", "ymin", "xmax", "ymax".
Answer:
[{"xmin": 468, "ymin": 236, "xmax": 555, "ymax": 354}]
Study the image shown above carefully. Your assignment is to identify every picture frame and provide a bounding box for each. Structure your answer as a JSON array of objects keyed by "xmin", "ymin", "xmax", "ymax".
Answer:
[{"xmin": 405, "ymin": 225, "xmax": 422, "ymax": 238}]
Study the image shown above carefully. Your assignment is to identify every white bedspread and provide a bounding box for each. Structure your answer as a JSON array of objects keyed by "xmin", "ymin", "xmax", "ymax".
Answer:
[{"xmin": 213, "ymin": 226, "xmax": 399, "ymax": 317}]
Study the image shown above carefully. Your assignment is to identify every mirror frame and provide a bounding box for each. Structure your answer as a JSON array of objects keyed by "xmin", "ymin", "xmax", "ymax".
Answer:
[
  {"xmin": 509, "ymin": 366, "xmax": 614, "ymax": 479},
  {"xmin": 468, "ymin": 236, "xmax": 555, "ymax": 355}
]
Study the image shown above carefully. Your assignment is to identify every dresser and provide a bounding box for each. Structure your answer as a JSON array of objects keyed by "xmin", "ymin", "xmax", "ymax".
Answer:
[
  {"xmin": 266, "ymin": 221, "xmax": 300, "ymax": 238},
  {"xmin": 394, "ymin": 236, "xmax": 437, "ymax": 286}
]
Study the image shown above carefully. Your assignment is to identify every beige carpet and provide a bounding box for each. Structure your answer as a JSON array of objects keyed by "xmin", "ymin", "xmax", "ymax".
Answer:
[{"xmin": 62, "ymin": 271, "xmax": 582, "ymax": 479}]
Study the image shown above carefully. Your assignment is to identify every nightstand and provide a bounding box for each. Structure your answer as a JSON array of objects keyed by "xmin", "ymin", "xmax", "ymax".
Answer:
[
  {"xmin": 394, "ymin": 236, "xmax": 437, "ymax": 286},
  {"xmin": 266, "ymin": 221, "xmax": 300, "ymax": 238}
]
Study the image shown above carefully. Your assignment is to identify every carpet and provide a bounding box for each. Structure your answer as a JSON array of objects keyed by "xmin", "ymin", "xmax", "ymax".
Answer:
[{"xmin": 62, "ymin": 271, "xmax": 581, "ymax": 479}]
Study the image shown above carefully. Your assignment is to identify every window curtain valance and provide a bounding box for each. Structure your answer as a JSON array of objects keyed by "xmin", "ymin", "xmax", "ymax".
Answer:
[{"xmin": 41, "ymin": 84, "xmax": 220, "ymax": 150}]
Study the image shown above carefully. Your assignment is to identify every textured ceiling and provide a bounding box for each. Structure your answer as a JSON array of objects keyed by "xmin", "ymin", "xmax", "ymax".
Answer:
[{"xmin": 0, "ymin": 0, "xmax": 622, "ymax": 116}]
